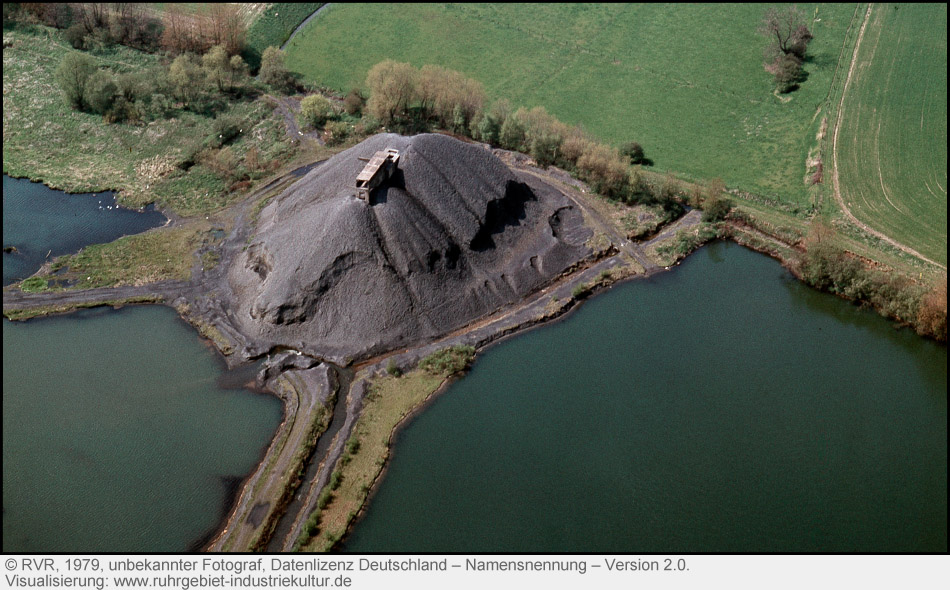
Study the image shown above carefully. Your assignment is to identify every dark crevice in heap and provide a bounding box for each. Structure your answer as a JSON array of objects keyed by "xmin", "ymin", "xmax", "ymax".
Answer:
[
  {"xmin": 470, "ymin": 180, "xmax": 535, "ymax": 252},
  {"xmin": 226, "ymin": 133, "xmax": 593, "ymax": 364}
]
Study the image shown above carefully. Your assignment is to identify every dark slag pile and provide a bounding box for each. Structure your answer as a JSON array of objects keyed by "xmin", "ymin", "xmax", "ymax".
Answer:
[{"xmin": 228, "ymin": 133, "xmax": 592, "ymax": 362}]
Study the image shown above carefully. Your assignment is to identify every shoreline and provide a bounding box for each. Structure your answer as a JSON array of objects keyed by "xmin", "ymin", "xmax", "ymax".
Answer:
[
  {"xmin": 6, "ymin": 149, "xmax": 937, "ymax": 553},
  {"xmin": 0, "ymin": 155, "xmax": 761, "ymax": 553}
]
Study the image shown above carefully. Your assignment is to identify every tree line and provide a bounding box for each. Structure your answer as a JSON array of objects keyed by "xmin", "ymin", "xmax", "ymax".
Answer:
[
  {"xmin": 6, "ymin": 3, "xmax": 246, "ymax": 57},
  {"xmin": 54, "ymin": 43, "xmax": 255, "ymax": 124},
  {"xmin": 790, "ymin": 221, "xmax": 946, "ymax": 341},
  {"xmin": 356, "ymin": 59, "xmax": 682, "ymax": 210}
]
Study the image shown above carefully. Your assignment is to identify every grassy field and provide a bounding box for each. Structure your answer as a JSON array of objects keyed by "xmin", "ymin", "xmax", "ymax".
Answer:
[
  {"xmin": 2, "ymin": 25, "xmax": 294, "ymax": 217},
  {"xmin": 44, "ymin": 225, "xmax": 203, "ymax": 290},
  {"xmin": 285, "ymin": 3, "xmax": 858, "ymax": 205},
  {"xmin": 243, "ymin": 3, "xmax": 324, "ymax": 69},
  {"xmin": 834, "ymin": 3, "xmax": 947, "ymax": 266}
]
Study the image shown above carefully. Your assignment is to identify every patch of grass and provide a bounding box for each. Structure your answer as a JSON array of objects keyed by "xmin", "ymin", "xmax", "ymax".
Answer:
[
  {"xmin": 2, "ymin": 25, "xmax": 292, "ymax": 217},
  {"xmin": 285, "ymin": 3, "xmax": 857, "ymax": 204},
  {"xmin": 418, "ymin": 345, "xmax": 476, "ymax": 376},
  {"xmin": 19, "ymin": 276, "xmax": 49, "ymax": 293},
  {"xmin": 200, "ymin": 249, "xmax": 221, "ymax": 270},
  {"xmin": 572, "ymin": 282, "xmax": 591, "ymax": 299},
  {"xmin": 297, "ymin": 370, "xmax": 446, "ymax": 552},
  {"xmin": 3, "ymin": 296, "xmax": 163, "ymax": 321},
  {"xmin": 243, "ymin": 3, "xmax": 325, "ymax": 70},
  {"xmin": 652, "ymin": 222, "xmax": 723, "ymax": 267},
  {"xmin": 834, "ymin": 4, "xmax": 947, "ymax": 266},
  {"xmin": 34, "ymin": 226, "xmax": 200, "ymax": 290}
]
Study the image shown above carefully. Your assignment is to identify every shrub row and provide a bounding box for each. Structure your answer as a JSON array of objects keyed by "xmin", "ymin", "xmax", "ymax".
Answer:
[{"xmin": 788, "ymin": 223, "xmax": 946, "ymax": 341}]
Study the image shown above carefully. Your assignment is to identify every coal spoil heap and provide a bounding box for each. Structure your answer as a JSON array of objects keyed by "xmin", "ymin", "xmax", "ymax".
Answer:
[{"xmin": 227, "ymin": 133, "xmax": 592, "ymax": 362}]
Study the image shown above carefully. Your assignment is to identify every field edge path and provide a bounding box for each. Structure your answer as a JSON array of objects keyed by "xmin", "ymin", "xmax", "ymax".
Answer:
[{"xmin": 830, "ymin": 3, "xmax": 946, "ymax": 271}]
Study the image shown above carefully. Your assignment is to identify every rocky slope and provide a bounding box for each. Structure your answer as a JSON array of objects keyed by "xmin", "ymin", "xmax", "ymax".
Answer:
[{"xmin": 227, "ymin": 133, "xmax": 592, "ymax": 362}]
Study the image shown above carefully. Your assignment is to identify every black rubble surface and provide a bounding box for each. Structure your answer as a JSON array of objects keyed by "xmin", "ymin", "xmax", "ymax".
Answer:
[{"xmin": 227, "ymin": 133, "xmax": 592, "ymax": 362}]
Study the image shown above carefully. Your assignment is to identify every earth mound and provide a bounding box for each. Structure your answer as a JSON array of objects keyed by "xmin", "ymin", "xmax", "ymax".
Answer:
[{"xmin": 227, "ymin": 133, "xmax": 592, "ymax": 362}]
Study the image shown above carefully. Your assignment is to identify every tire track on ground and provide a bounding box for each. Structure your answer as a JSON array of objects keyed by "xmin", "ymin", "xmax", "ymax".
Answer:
[{"xmin": 831, "ymin": 4, "xmax": 945, "ymax": 271}]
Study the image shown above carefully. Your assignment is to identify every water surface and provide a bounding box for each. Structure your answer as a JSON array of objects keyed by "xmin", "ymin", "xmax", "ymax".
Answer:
[
  {"xmin": 2, "ymin": 175, "xmax": 166, "ymax": 286},
  {"xmin": 2, "ymin": 306, "xmax": 282, "ymax": 552},
  {"xmin": 346, "ymin": 242, "xmax": 947, "ymax": 552}
]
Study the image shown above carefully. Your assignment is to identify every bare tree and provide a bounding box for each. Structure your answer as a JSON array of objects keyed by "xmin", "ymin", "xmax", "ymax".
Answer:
[
  {"xmin": 160, "ymin": 4, "xmax": 188, "ymax": 54},
  {"xmin": 759, "ymin": 5, "xmax": 813, "ymax": 61},
  {"xmin": 77, "ymin": 2, "xmax": 108, "ymax": 34},
  {"xmin": 207, "ymin": 3, "xmax": 245, "ymax": 56},
  {"xmin": 759, "ymin": 5, "xmax": 813, "ymax": 92}
]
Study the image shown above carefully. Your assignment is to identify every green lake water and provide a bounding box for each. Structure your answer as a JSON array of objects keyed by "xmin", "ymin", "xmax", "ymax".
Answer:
[
  {"xmin": 2, "ymin": 305, "xmax": 282, "ymax": 552},
  {"xmin": 345, "ymin": 242, "xmax": 947, "ymax": 552},
  {"xmin": 2, "ymin": 174, "xmax": 166, "ymax": 286}
]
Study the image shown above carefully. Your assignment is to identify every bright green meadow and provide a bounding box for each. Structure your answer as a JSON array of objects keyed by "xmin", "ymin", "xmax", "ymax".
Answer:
[
  {"xmin": 284, "ymin": 3, "xmax": 859, "ymax": 205},
  {"xmin": 835, "ymin": 3, "xmax": 947, "ymax": 266}
]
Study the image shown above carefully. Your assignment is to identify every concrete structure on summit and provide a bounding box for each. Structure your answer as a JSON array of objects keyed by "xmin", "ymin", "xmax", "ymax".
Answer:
[{"xmin": 355, "ymin": 148, "xmax": 399, "ymax": 201}]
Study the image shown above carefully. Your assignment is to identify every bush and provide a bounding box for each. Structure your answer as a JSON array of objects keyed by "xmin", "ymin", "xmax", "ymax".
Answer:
[
  {"xmin": 353, "ymin": 114, "xmax": 381, "ymax": 138},
  {"xmin": 620, "ymin": 141, "xmax": 645, "ymax": 164},
  {"xmin": 260, "ymin": 46, "xmax": 293, "ymax": 93},
  {"xmin": 385, "ymin": 359, "xmax": 402, "ymax": 378},
  {"xmin": 299, "ymin": 94, "xmax": 332, "ymax": 130},
  {"xmin": 499, "ymin": 112, "xmax": 526, "ymax": 151},
  {"xmin": 323, "ymin": 120, "xmax": 349, "ymax": 146},
  {"xmin": 210, "ymin": 114, "xmax": 243, "ymax": 147},
  {"xmin": 656, "ymin": 224, "xmax": 722, "ymax": 263},
  {"xmin": 576, "ymin": 143, "xmax": 628, "ymax": 200},
  {"xmin": 343, "ymin": 88, "xmax": 364, "ymax": 115},
  {"xmin": 770, "ymin": 53, "xmax": 805, "ymax": 93},
  {"xmin": 419, "ymin": 345, "xmax": 476, "ymax": 376},
  {"xmin": 560, "ymin": 135, "xmax": 593, "ymax": 167},
  {"xmin": 115, "ymin": 72, "xmax": 147, "ymax": 103},
  {"xmin": 316, "ymin": 488, "xmax": 333, "ymax": 510},
  {"xmin": 64, "ymin": 23, "xmax": 88, "ymax": 49},
  {"xmin": 365, "ymin": 59, "xmax": 417, "ymax": 124},
  {"xmin": 627, "ymin": 167, "xmax": 648, "ymax": 200},
  {"xmin": 475, "ymin": 99, "xmax": 511, "ymax": 145},
  {"xmin": 106, "ymin": 96, "xmax": 139, "ymax": 124},
  {"xmin": 169, "ymin": 54, "xmax": 205, "ymax": 105},
  {"xmin": 702, "ymin": 195, "xmax": 733, "ymax": 222},
  {"xmin": 85, "ymin": 70, "xmax": 117, "ymax": 115},
  {"xmin": 55, "ymin": 52, "xmax": 97, "ymax": 110},
  {"xmin": 144, "ymin": 92, "xmax": 175, "ymax": 121}
]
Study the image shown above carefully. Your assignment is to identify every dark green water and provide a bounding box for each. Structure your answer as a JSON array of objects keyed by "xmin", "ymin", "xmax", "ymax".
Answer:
[
  {"xmin": 2, "ymin": 306, "xmax": 282, "ymax": 552},
  {"xmin": 346, "ymin": 242, "xmax": 947, "ymax": 552},
  {"xmin": 2, "ymin": 174, "xmax": 166, "ymax": 286}
]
